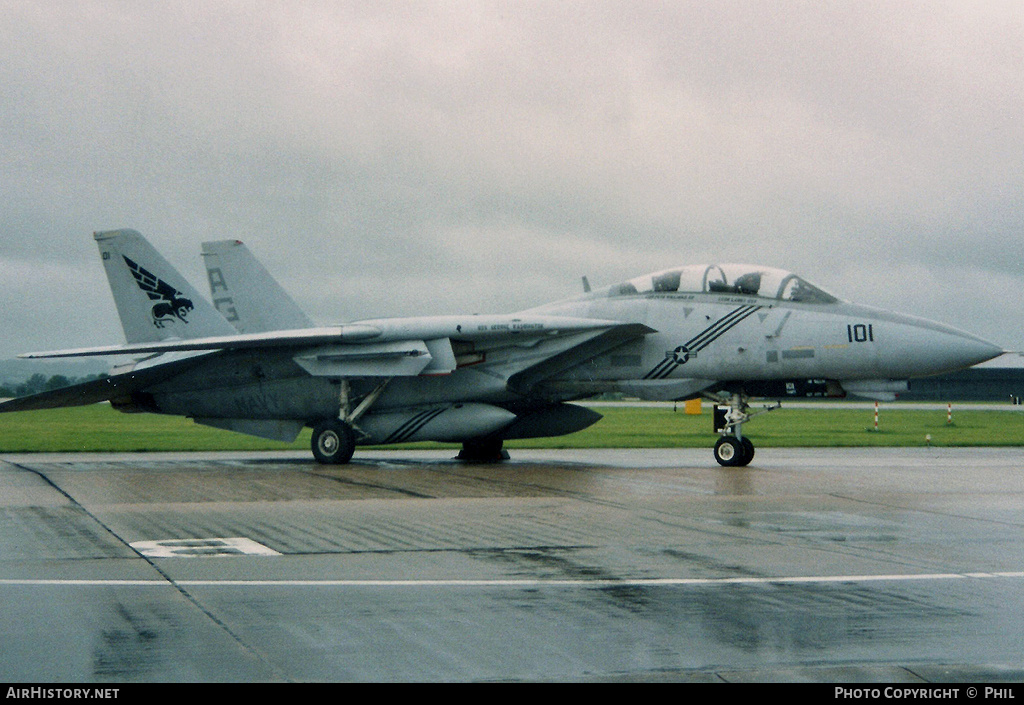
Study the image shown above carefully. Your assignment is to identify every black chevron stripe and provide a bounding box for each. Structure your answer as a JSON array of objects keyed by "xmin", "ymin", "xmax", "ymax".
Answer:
[
  {"xmin": 643, "ymin": 305, "xmax": 764, "ymax": 380},
  {"xmin": 644, "ymin": 356, "xmax": 678, "ymax": 380},
  {"xmin": 648, "ymin": 362, "xmax": 675, "ymax": 380},
  {"xmin": 384, "ymin": 407, "xmax": 447, "ymax": 444},
  {"xmin": 688, "ymin": 305, "xmax": 761, "ymax": 352}
]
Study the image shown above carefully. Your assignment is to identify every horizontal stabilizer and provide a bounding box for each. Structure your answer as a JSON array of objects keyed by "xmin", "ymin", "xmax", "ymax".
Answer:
[
  {"xmin": 0, "ymin": 354, "xmax": 208, "ymax": 413},
  {"xmin": 0, "ymin": 376, "xmax": 132, "ymax": 412}
]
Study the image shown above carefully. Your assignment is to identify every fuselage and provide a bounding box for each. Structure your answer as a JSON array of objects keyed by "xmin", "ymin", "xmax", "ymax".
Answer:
[
  {"xmin": 117, "ymin": 262, "xmax": 1004, "ymax": 444},
  {"xmin": 529, "ymin": 289, "xmax": 1002, "ymax": 392},
  {"xmin": 14, "ymin": 230, "xmax": 1003, "ymax": 462}
]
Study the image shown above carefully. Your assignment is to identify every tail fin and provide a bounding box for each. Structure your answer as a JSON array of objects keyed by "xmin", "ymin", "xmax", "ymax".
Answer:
[
  {"xmin": 201, "ymin": 239, "xmax": 314, "ymax": 333},
  {"xmin": 95, "ymin": 229, "xmax": 238, "ymax": 343}
]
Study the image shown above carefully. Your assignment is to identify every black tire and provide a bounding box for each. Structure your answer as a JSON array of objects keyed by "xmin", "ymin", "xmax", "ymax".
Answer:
[
  {"xmin": 456, "ymin": 438, "xmax": 509, "ymax": 462},
  {"xmin": 311, "ymin": 419, "xmax": 356, "ymax": 465},
  {"xmin": 739, "ymin": 437, "xmax": 755, "ymax": 466},
  {"xmin": 713, "ymin": 436, "xmax": 746, "ymax": 467}
]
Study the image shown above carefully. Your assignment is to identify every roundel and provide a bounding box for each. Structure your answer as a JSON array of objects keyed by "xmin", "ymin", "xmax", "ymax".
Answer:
[{"xmin": 672, "ymin": 345, "xmax": 691, "ymax": 365}]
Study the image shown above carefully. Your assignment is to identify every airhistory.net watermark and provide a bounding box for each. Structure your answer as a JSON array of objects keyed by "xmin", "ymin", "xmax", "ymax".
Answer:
[{"xmin": 6, "ymin": 689, "xmax": 119, "ymax": 700}]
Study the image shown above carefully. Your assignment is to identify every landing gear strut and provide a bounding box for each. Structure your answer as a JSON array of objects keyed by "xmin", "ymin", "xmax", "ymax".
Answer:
[
  {"xmin": 311, "ymin": 378, "xmax": 392, "ymax": 465},
  {"xmin": 709, "ymin": 392, "xmax": 779, "ymax": 467}
]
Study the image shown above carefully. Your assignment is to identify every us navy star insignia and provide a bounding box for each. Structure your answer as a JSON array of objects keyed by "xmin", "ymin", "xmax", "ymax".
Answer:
[{"xmin": 670, "ymin": 346, "xmax": 693, "ymax": 364}]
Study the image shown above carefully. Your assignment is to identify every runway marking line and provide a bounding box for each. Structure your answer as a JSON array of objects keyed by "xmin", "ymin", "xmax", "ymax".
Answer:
[
  {"xmin": 2, "ymin": 571, "xmax": 1023, "ymax": 588},
  {"xmin": 130, "ymin": 537, "xmax": 281, "ymax": 558}
]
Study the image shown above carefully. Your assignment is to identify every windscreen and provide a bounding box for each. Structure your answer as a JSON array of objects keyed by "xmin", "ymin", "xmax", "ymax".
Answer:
[{"xmin": 607, "ymin": 264, "xmax": 838, "ymax": 303}]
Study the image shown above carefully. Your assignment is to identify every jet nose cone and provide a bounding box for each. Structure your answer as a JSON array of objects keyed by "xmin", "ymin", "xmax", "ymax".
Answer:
[
  {"xmin": 959, "ymin": 336, "xmax": 1006, "ymax": 368},
  {"xmin": 925, "ymin": 327, "xmax": 1004, "ymax": 374},
  {"xmin": 962, "ymin": 338, "xmax": 1003, "ymax": 366},
  {"xmin": 848, "ymin": 305, "xmax": 1005, "ymax": 379}
]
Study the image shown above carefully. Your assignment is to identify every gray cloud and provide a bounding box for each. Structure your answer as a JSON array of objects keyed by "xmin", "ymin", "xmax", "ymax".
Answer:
[{"xmin": 1, "ymin": 0, "xmax": 1021, "ymax": 361}]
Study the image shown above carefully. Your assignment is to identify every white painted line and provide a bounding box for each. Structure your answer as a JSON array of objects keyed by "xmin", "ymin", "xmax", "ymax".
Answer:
[
  {"xmin": 0, "ymin": 580, "xmax": 169, "ymax": 586},
  {"xmin": 1, "ymin": 571, "xmax": 1023, "ymax": 588},
  {"xmin": 130, "ymin": 537, "xmax": 281, "ymax": 558},
  {"xmin": 176, "ymin": 571, "xmax": 1024, "ymax": 587}
]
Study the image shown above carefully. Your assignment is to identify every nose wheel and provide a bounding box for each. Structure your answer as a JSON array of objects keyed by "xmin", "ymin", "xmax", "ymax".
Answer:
[
  {"xmin": 714, "ymin": 435, "xmax": 755, "ymax": 467},
  {"xmin": 709, "ymin": 392, "xmax": 778, "ymax": 467}
]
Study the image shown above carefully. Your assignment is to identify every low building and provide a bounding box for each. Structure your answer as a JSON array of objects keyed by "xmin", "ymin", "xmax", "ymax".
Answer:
[{"xmin": 902, "ymin": 368, "xmax": 1024, "ymax": 403}]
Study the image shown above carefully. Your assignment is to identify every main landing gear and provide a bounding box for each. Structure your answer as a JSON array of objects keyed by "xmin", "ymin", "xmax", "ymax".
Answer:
[
  {"xmin": 456, "ymin": 437, "xmax": 510, "ymax": 463},
  {"xmin": 709, "ymin": 392, "xmax": 780, "ymax": 467},
  {"xmin": 311, "ymin": 379, "xmax": 391, "ymax": 465},
  {"xmin": 311, "ymin": 418, "xmax": 356, "ymax": 465}
]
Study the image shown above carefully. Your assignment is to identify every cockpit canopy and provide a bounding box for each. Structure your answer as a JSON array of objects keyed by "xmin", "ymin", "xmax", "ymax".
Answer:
[{"xmin": 604, "ymin": 264, "xmax": 839, "ymax": 304}]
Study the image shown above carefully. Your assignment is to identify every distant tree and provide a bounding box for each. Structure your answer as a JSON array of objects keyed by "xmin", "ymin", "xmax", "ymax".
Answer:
[
  {"xmin": 44, "ymin": 375, "xmax": 72, "ymax": 391},
  {"xmin": 0, "ymin": 371, "xmax": 110, "ymax": 398},
  {"xmin": 15, "ymin": 374, "xmax": 48, "ymax": 397}
]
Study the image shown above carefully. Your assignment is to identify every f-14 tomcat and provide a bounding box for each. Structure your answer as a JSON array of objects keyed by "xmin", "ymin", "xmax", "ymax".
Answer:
[{"xmin": 1, "ymin": 230, "xmax": 1004, "ymax": 466}]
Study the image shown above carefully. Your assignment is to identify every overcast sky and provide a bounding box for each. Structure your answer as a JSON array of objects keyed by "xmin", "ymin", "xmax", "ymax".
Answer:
[{"xmin": 2, "ymin": 0, "xmax": 1022, "ymax": 365}]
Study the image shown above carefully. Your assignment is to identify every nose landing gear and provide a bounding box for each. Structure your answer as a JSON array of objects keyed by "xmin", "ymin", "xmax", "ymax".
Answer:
[{"xmin": 710, "ymin": 392, "xmax": 779, "ymax": 467}]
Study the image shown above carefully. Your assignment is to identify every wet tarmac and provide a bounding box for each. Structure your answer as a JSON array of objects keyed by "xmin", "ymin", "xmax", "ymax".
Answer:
[{"xmin": 1, "ymin": 447, "xmax": 1022, "ymax": 683}]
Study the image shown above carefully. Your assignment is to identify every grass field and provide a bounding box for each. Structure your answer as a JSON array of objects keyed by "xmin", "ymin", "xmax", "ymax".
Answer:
[{"xmin": 0, "ymin": 402, "xmax": 1022, "ymax": 453}]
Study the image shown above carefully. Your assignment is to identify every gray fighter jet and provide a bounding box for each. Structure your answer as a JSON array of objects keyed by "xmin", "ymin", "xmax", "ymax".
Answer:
[{"xmin": 2, "ymin": 230, "xmax": 1004, "ymax": 466}]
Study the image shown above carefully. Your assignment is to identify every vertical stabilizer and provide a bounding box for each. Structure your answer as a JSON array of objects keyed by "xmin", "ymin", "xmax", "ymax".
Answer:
[
  {"xmin": 201, "ymin": 239, "xmax": 314, "ymax": 333},
  {"xmin": 94, "ymin": 229, "xmax": 238, "ymax": 343}
]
